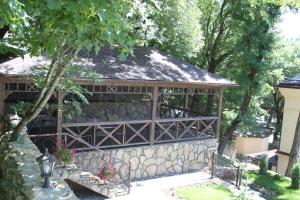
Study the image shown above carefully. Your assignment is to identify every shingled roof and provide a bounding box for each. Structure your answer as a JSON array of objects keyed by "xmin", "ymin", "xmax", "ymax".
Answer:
[
  {"xmin": 0, "ymin": 47, "xmax": 235, "ymax": 87},
  {"xmin": 279, "ymin": 75, "xmax": 300, "ymax": 89}
]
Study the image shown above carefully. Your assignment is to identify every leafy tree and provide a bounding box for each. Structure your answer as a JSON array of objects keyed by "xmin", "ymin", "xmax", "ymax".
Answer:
[
  {"xmin": 141, "ymin": 0, "xmax": 285, "ymax": 155},
  {"xmin": 261, "ymin": 38, "xmax": 300, "ymax": 142},
  {"xmin": 0, "ymin": 0, "xmax": 138, "ymax": 141},
  {"xmin": 196, "ymin": 0, "xmax": 237, "ymax": 115},
  {"xmin": 217, "ymin": 0, "xmax": 281, "ymax": 154},
  {"xmin": 139, "ymin": 0, "xmax": 202, "ymax": 60}
]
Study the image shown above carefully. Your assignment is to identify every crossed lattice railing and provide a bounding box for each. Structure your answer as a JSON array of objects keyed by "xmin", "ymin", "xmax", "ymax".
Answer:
[
  {"xmin": 62, "ymin": 120, "xmax": 152, "ymax": 149},
  {"xmin": 154, "ymin": 117, "xmax": 217, "ymax": 142},
  {"xmin": 61, "ymin": 116, "xmax": 218, "ymax": 149}
]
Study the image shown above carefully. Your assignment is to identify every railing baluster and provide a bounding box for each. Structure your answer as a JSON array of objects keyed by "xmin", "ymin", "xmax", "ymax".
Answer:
[{"xmin": 123, "ymin": 123, "xmax": 126, "ymax": 145}]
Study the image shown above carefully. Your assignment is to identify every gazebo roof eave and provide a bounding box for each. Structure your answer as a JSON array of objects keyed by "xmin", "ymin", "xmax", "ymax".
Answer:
[{"xmin": 1, "ymin": 74, "xmax": 238, "ymax": 89}]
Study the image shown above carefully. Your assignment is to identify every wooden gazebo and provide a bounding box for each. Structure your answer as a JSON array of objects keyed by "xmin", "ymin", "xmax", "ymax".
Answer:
[{"xmin": 0, "ymin": 47, "xmax": 236, "ymax": 151}]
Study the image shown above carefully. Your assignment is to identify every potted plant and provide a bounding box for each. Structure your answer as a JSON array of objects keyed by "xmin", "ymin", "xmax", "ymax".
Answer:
[
  {"xmin": 98, "ymin": 163, "xmax": 117, "ymax": 182},
  {"xmin": 56, "ymin": 143, "xmax": 76, "ymax": 168}
]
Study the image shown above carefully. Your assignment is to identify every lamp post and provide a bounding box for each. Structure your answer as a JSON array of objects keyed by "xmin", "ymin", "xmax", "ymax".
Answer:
[{"xmin": 36, "ymin": 148, "xmax": 56, "ymax": 188}]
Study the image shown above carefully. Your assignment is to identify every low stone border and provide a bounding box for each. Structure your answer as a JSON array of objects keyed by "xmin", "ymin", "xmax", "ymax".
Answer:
[{"xmin": 0, "ymin": 133, "xmax": 78, "ymax": 200}]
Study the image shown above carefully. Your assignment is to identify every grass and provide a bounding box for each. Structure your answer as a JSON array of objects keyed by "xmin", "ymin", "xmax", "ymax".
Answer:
[
  {"xmin": 176, "ymin": 183, "xmax": 234, "ymax": 200},
  {"xmin": 245, "ymin": 171, "xmax": 300, "ymax": 200}
]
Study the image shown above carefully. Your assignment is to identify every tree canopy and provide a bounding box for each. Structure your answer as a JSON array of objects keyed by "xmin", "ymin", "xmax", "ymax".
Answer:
[{"xmin": 0, "ymin": 0, "xmax": 139, "ymax": 140}]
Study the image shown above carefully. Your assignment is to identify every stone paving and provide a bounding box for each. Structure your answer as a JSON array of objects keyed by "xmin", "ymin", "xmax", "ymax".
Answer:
[{"xmin": 110, "ymin": 171, "xmax": 265, "ymax": 200}]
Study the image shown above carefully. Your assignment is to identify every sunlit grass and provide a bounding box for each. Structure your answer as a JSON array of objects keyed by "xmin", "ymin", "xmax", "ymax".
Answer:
[
  {"xmin": 246, "ymin": 171, "xmax": 300, "ymax": 200},
  {"xmin": 176, "ymin": 184, "xmax": 234, "ymax": 200}
]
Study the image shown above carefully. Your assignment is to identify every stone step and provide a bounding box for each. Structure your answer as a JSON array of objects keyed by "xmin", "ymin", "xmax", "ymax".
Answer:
[{"xmin": 56, "ymin": 165, "xmax": 128, "ymax": 198}]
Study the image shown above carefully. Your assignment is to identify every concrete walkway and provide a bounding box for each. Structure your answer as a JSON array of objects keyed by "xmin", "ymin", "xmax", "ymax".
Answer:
[{"xmin": 110, "ymin": 172, "xmax": 265, "ymax": 200}]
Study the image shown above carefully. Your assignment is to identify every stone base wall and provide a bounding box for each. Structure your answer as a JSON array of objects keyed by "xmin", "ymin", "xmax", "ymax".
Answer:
[
  {"xmin": 79, "ymin": 138, "xmax": 217, "ymax": 180},
  {"xmin": 0, "ymin": 133, "xmax": 78, "ymax": 200}
]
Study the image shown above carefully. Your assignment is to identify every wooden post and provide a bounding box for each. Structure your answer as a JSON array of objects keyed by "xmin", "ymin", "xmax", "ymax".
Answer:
[
  {"xmin": 216, "ymin": 88, "xmax": 224, "ymax": 139},
  {"xmin": 184, "ymin": 92, "xmax": 189, "ymax": 117},
  {"xmin": 236, "ymin": 166, "xmax": 241, "ymax": 189},
  {"xmin": 211, "ymin": 151, "xmax": 215, "ymax": 179},
  {"xmin": 0, "ymin": 78, "xmax": 5, "ymax": 116},
  {"xmin": 56, "ymin": 90, "xmax": 63, "ymax": 146},
  {"xmin": 150, "ymin": 87, "xmax": 158, "ymax": 144}
]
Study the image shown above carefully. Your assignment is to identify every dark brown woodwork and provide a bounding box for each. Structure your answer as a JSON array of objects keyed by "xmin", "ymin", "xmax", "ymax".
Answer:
[
  {"xmin": 56, "ymin": 90, "xmax": 63, "ymax": 145},
  {"xmin": 150, "ymin": 86, "xmax": 158, "ymax": 144}
]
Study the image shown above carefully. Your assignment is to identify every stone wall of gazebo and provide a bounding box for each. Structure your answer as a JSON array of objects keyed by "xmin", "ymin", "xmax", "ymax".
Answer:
[{"xmin": 78, "ymin": 138, "xmax": 217, "ymax": 180}]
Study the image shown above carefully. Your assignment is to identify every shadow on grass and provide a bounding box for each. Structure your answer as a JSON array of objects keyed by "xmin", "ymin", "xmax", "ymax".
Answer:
[{"xmin": 246, "ymin": 171, "xmax": 300, "ymax": 200}]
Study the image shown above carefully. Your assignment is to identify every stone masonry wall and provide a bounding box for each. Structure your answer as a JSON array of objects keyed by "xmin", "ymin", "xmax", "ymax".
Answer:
[
  {"xmin": 0, "ymin": 132, "xmax": 78, "ymax": 200},
  {"xmin": 79, "ymin": 138, "xmax": 217, "ymax": 180}
]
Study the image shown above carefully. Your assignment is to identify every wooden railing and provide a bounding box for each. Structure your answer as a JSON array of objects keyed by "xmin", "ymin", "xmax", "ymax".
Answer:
[
  {"xmin": 62, "ymin": 116, "xmax": 218, "ymax": 149},
  {"xmin": 154, "ymin": 117, "xmax": 217, "ymax": 143},
  {"xmin": 62, "ymin": 120, "xmax": 152, "ymax": 149}
]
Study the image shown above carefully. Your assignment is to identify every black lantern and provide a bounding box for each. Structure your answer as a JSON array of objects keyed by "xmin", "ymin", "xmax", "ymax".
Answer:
[{"xmin": 36, "ymin": 148, "xmax": 56, "ymax": 188}]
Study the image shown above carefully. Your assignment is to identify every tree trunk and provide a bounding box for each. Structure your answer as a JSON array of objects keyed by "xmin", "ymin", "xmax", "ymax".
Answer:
[
  {"xmin": 218, "ymin": 88, "xmax": 253, "ymax": 155},
  {"xmin": 273, "ymin": 88, "xmax": 283, "ymax": 142},
  {"xmin": 285, "ymin": 113, "xmax": 300, "ymax": 177},
  {"xmin": 10, "ymin": 48, "xmax": 78, "ymax": 141}
]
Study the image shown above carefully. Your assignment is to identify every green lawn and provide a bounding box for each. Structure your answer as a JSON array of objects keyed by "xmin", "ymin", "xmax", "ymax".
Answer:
[
  {"xmin": 176, "ymin": 184, "xmax": 234, "ymax": 200},
  {"xmin": 246, "ymin": 171, "xmax": 300, "ymax": 200}
]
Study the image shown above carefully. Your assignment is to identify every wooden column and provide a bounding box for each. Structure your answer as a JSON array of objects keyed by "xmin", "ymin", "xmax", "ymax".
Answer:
[
  {"xmin": 56, "ymin": 90, "xmax": 63, "ymax": 145},
  {"xmin": 184, "ymin": 92, "xmax": 189, "ymax": 117},
  {"xmin": 0, "ymin": 78, "xmax": 5, "ymax": 117},
  {"xmin": 216, "ymin": 88, "xmax": 224, "ymax": 139},
  {"xmin": 150, "ymin": 86, "xmax": 158, "ymax": 144}
]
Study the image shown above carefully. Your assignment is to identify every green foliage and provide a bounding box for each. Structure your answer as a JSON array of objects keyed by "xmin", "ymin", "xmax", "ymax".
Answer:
[
  {"xmin": 136, "ymin": 0, "xmax": 202, "ymax": 59},
  {"xmin": 63, "ymin": 100, "xmax": 83, "ymax": 121},
  {"xmin": 0, "ymin": 0, "xmax": 140, "ymax": 139},
  {"xmin": 143, "ymin": 0, "xmax": 285, "ymax": 142},
  {"xmin": 273, "ymin": 173, "xmax": 282, "ymax": 181},
  {"xmin": 259, "ymin": 155, "xmax": 269, "ymax": 175},
  {"xmin": 0, "ymin": 117, "xmax": 12, "ymax": 135},
  {"xmin": 10, "ymin": 101, "xmax": 32, "ymax": 118},
  {"xmin": 56, "ymin": 148, "xmax": 73, "ymax": 165},
  {"xmin": 291, "ymin": 164, "xmax": 300, "ymax": 189},
  {"xmin": 0, "ymin": 0, "xmax": 29, "ymax": 31},
  {"xmin": 246, "ymin": 171, "xmax": 300, "ymax": 199}
]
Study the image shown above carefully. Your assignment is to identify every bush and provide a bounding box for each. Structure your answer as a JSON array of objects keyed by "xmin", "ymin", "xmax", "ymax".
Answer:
[
  {"xmin": 56, "ymin": 147, "xmax": 74, "ymax": 166},
  {"xmin": 259, "ymin": 155, "xmax": 268, "ymax": 175},
  {"xmin": 291, "ymin": 164, "xmax": 300, "ymax": 189},
  {"xmin": 273, "ymin": 173, "xmax": 282, "ymax": 181}
]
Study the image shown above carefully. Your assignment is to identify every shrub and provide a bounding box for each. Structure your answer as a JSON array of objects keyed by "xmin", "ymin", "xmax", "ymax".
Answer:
[
  {"xmin": 273, "ymin": 173, "xmax": 282, "ymax": 181},
  {"xmin": 57, "ymin": 148, "xmax": 73, "ymax": 165},
  {"xmin": 259, "ymin": 155, "xmax": 268, "ymax": 175},
  {"xmin": 291, "ymin": 164, "xmax": 300, "ymax": 189}
]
